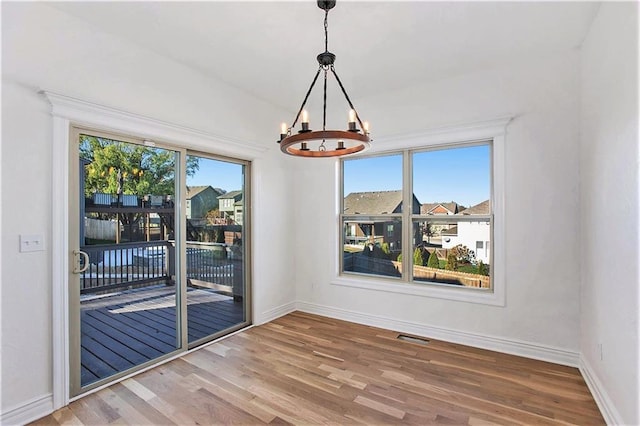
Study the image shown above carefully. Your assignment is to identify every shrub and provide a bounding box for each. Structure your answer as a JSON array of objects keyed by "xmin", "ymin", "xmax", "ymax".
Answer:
[
  {"xmin": 427, "ymin": 249, "xmax": 440, "ymax": 268},
  {"xmin": 445, "ymin": 252, "xmax": 458, "ymax": 271},
  {"xmin": 413, "ymin": 247, "xmax": 423, "ymax": 266},
  {"xmin": 397, "ymin": 253, "xmax": 403, "ymax": 262},
  {"xmin": 381, "ymin": 242, "xmax": 391, "ymax": 256},
  {"xmin": 478, "ymin": 260, "xmax": 489, "ymax": 276}
]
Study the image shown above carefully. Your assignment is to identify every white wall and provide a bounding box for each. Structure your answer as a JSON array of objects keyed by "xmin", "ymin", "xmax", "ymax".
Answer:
[
  {"xmin": 579, "ymin": 3, "xmax": 639, "ymax": 424},
  {"xmin": 1, "ymin": 2, "xmax": 295, "ymax": 416},
  {"xmin": 294, "ymin": 51, "xmax": 582, "ymax": 351},
  {"xmin": 441, "ymin": 222, "xmax": 491, "ymax": 264}
]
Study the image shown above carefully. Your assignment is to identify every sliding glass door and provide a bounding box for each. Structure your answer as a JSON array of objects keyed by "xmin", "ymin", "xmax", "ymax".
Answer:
[
  {"xmin": 69, "ymin": 129, "xmax": 250, "ymax": 396},
  {"xmin": 184, "ymin": 154, "xmax": 250, "ymax": 346}
]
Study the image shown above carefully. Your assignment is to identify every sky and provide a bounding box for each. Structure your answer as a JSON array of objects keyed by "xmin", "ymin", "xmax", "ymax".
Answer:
[
  {"xmin": 186, "ymin": 145, "xmax": 490, "ymax": 208},
  {"xmin": 343, "ymin": 144, "xmax": 490, "ymax": 208},
  {"xmin": 186, "ymin": 155, "xmax": 244, "ymax": 193}
]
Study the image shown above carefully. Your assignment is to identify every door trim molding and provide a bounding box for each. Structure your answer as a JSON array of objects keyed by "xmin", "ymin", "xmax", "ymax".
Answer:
[
  {"xmin": 45, "ymin": 90, "xmax": 263, "ymax": 410},
  {"xmin": 51, "ymin": 115, "xmax": 70, "ymax": 409}
]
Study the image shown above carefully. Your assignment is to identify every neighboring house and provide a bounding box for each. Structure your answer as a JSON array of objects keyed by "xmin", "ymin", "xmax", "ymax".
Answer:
[
  {"xmin": 442, "ymin": 200, "xmax": 491, "ymax": 264},
  {"xmin": 420, "ymin": 201, "xmax": 462, "ymax": 215},
  {"xmin": 218, "ymin": 190, "xmax": 243, "ymax": 222},
  {"xmin": 233, "ymin": 198, "xmax": 244, "ymax": 226},
  {"xmin": 343, "ymin": 190, "xmax": 420, "ymax": 250},
  {"xmin": 186, "ymin": 186, "xmax": 224, "ymax": 221},
  {"xmin": 420, "ymin": 201, "xmax": 463, "ymax": 239}
]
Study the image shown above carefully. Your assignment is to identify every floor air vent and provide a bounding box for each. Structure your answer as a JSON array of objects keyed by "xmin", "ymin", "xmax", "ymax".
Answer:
[{"xmin": 397, "ymin": 334, "xmax": 430, "ymax": 345}]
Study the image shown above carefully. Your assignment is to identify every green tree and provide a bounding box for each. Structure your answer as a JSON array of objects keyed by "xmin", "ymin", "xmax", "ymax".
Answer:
[
  {"xmin": 413, "ymin": 247, "xmax": 423, "ymax": 266},
  {"xmin": 380, "ymin": 242, "xmax": 391, "ymax": 257},
  {"xmin": 80, "ymin": 135, "xmax": 199, "ymax": 197},
  {"xmin": 424, "ymin": 222, "xmax": 434, "ymax": 243},
  {"xmin": 427, "ymin": 249, "xmax": 440, "ymax": 268},
  {"xmin": 445, "ymin": 252, "xmax": 458, "ymax": 271},
  {"xmin": 450, "ymin": 244, "xmax": 475, "ymax": 264},
  {"xmin": 397, "ymin": 253, "xmax": 403, "ymax": 263}
]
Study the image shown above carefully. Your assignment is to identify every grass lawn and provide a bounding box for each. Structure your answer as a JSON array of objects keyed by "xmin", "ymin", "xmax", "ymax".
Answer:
[{"xmin": 436, "ymin": 259, "xmax": 488, "ymax": 275}]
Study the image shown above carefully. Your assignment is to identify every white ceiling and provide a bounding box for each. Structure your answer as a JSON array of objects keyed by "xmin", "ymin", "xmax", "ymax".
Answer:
[{"xmin": 49, "ymin": 1, "xmax": 599, "ymax": 113}]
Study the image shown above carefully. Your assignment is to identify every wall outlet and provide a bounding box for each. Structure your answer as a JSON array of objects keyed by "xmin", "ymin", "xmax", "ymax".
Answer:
[{"xmin": 19, "ymin": 234, "xmax": 45, "ymax": 252}]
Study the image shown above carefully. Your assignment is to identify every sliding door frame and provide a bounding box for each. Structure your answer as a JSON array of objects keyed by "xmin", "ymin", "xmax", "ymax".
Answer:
[
  {"xmin": 47, "ymin": 91, "xmax": 265, "ymax": 409},
  {"xmin": 68, "ymin": 126, "xmax": 189, "ymax": 397},
  {"xmin": 185, "ymin": 149, "xmax": 252, "ymax": 349}
]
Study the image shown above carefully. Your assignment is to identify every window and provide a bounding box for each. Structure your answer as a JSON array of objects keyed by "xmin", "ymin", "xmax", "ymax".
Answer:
[
  {"xmin": 341, "ymin": 142, "xmax": 493, "ymax": 292},
  {"xmin": 342, "ymin": 154, "xmax": 403, "ymax": 278}
]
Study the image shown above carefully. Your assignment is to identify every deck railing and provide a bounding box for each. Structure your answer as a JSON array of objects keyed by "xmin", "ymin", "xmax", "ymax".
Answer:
[
  {"xmin": 80, "ymin": 240, "xmax": 240, "ymax": 295},
  {"xmin": 80, "ymin": 240, "xmax": 171, "ymax": 294},
  {"xmin": 185, "ymin": 241, "xmax": 234, "ymax": 288}
]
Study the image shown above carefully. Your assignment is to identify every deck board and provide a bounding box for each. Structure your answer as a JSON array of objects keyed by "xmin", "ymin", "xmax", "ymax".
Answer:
[{"xmin": 80, "ymin": 285, "xmax": 245, "ymax": 387}]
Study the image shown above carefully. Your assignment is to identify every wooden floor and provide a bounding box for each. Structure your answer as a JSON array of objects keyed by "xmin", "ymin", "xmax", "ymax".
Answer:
[
  {"xmin": 37, "ymin": 311, "xmax": 604, "ymax": 425},
  {"xmin": 81, "ymin": 285, "xmax": 245, "ymax": 386}
]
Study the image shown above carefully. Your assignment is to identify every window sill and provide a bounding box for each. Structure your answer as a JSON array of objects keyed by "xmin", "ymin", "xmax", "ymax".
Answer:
[{"xmin": 331, "ymin": 275, "xmax": 505, "ymax": 307}]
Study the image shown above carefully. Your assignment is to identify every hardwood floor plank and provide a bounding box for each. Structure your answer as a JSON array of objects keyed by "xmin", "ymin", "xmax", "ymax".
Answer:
[
  {"xmin": 110, "ymin": 382, "xmax": 176, "ymax": 425},
  {"xmin": 353, "ymin": 394, "xmax": 406, "ymax": 419},
  {"xmin": 34, "ymin": 312, "xmax": 605, "ymax": 426}
]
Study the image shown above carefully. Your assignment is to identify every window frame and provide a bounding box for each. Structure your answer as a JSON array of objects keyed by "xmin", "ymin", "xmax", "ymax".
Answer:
[{"xmin": 334, "ymin": 118, "xmax": 508, "ymax": 306}]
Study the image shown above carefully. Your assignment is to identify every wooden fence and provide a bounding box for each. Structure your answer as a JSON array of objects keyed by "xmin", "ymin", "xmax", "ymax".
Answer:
[
  {"xmin": 343, "ymin": 252, "xmax": 490, "ymax": 288},
  {"xmin": 84, "ymin": 218, "xmax": 116, "ymax": 240}
]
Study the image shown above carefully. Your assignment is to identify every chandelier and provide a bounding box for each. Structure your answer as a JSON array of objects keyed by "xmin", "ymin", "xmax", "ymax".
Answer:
[{"xmin": 278, "ymin": 0, "xmax": 371, "ymax": 158}]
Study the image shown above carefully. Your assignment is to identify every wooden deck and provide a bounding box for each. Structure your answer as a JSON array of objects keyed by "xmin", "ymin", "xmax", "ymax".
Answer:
[{"xmin": 81, "ymin": 285, "xmax": 245, "ymax": 386}]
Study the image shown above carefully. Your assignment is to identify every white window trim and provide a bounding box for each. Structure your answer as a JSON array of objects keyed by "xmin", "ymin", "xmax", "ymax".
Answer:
[
  {"xmin": 332, "ymin": 116, "xmax": 510, "ymax": 307},
  {"xmin": 45, "ymin": 91, "xmax": 267, "ymax": 410}
]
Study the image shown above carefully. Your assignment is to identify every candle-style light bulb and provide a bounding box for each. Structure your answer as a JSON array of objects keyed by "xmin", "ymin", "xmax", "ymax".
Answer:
[
  {"xmin": 348, "ymin": 109, "xmax": 357, "ymax": 131},
  {"xmin": 301, "ymin": 110, "xmax": 310, "ymax": 131},
  {"xmin": 363, "ymin": 121, "xmax": 370, "ymax": 134},
  {"xmin": 280, "ymin": 122, "xmax": 288, "ymax": 141}
]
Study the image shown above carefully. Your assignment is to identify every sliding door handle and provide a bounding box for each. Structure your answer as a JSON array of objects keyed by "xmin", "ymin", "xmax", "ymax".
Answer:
[{"xmin": 73, "ymin": 250, "xmax": 90, "ymax": 274}]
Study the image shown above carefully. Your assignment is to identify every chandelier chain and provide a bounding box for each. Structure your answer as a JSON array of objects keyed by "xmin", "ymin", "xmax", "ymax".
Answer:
[{"xmin": 324, "ymin": 9, "xmax": 329, "ymax": 53}]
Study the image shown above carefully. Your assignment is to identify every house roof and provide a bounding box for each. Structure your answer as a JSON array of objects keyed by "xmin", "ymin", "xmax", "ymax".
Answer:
[
  {"xmin": 441, "ymin": 225, "xmax": 458, "ymax": 236},
  {"xmin": 459, "ymin": 200, "xmax": 490, "ymax": 215},
  {"xmin": 186, "ymin": 185, "xmax": 223, "ymax": 200},
  {"xmin": 421, "ymin": 202, "xmax": 462, "ymax": 215},
  {"xmin": 344, "ymin": 191, "xmax": 403, "ymax": 215},
  {"xmin": 218, "ymin": 190, "xmax": 243, "ymax": 199}
]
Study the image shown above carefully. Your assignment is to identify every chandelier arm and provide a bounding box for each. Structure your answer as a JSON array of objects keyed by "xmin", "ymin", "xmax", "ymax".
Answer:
[
  {"xmin": 291, "ymin": 66, "xmax": 323, "ymax": 129},
  {"xmin": 330, "ymin": 65, "xmax": 366, "ymax": 130},
  {"xmin": 322, "ymin": 68, "xmax": 328, "ymax": 132}
]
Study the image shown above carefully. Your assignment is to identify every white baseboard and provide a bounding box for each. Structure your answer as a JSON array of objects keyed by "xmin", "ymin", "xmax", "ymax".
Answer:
[
  {"xmin": 254, "ymin": 301, "xmax": 297, "ymax": 325},
  {"xmin": 1, "ymin": 394, "xmax": 53, "ymax": 426},
  {"xmin": 579, "ymin": 356, "xmax": 623, "ymax": 425},
  {"xmin": 296, "ymin": 301, "xmax": 580, "ymax": 367}
]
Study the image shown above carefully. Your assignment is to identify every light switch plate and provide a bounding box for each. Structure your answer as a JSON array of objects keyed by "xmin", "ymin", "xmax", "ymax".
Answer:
[{"xmin": 20, "ymin": 234, "xmax": 45, "ymax": 252}]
